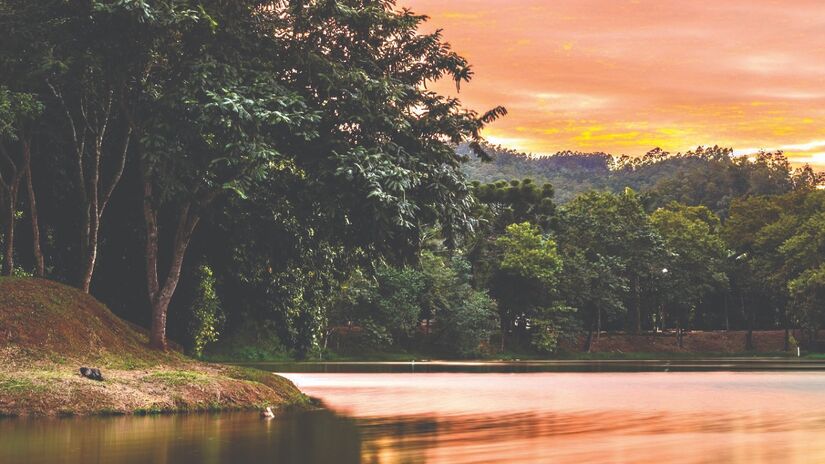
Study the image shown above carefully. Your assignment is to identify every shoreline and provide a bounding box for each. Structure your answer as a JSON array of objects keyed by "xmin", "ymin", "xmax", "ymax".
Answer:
[
  {"xmin": 0, "ymin": 279, "xmax": 312, "ymax": 418},
  {"xmin": 0, "ymin": 363, "xmax": 312, "ymax": 418}
]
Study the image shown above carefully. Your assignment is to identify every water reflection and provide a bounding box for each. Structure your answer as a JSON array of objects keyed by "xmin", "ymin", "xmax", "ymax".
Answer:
[
  {"xmin": 5, "ymin": 371, "xmax": 825, "ymax": 463},
  {"xmin": 244, "ymin": 358, "xmax": 825, "ymax": 373},
  {"xmin": 0, "ymin": 411, "xmax": 361, "ymax": 464},
  {"xmin": 285, "ymin": 372, "xmax": 825, "ymax": 464}
]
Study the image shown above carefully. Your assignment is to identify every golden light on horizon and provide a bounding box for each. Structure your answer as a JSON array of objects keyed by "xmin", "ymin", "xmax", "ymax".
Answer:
[{"xmin": 399, "ymin": 0, "xmax": 825, "ymax": 168}]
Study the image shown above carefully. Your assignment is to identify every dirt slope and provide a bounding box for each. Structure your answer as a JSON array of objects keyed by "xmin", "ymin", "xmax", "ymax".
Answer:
[{"xmin": 0, "ymin": 277, "xmax": 307, "ymax": 417}]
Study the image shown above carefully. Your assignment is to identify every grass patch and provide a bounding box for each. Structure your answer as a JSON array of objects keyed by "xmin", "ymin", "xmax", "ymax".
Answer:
[
  {"xmin": 226, "ymin": 366, "xmax": 310, "ymax": 405},
  {"xmin": 134, "ymin": 404, "xmax": 167, "ymax": 415},
  {"xmin": 100, "ymin": 354, "xmax": 155, "ymax": 370},
  {"xmin": 145, "ymin": 371, "xmax": 210, "ymax": 387},
  {"xmin": 0, "ymin": 376, "xmax": 43, "ymax": 393}
]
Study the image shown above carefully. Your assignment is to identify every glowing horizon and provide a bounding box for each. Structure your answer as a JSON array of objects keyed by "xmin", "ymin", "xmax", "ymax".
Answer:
[{"xmin": 400, "ymin": 0, "xmax": 825, "ymax": 167}]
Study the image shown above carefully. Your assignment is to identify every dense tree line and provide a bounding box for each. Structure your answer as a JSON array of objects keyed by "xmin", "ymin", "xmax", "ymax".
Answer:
[{"xmin": 342, "ymin": 177, "xmax": 825, "ymax": 356}]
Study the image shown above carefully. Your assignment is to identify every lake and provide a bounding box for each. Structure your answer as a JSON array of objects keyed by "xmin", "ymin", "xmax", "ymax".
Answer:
[{"xmin": 4, "ymin": 361, "xmax": 825, "ymax": 463}]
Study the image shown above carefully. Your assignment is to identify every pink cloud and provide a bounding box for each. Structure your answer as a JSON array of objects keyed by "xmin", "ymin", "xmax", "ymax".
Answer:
[{"xmin": 400, "ymin": 0, "xmax": 825, "ymax": 166}]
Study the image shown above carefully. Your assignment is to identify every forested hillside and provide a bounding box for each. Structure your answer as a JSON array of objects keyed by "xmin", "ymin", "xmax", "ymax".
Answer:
[{"xmin": 462, "ymin": 143, "xmax": 822, "ymax": 211}]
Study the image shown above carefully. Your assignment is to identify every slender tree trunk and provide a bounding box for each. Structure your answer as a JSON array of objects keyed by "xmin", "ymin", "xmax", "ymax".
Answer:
[
  {"xmin": 633, "ymin": 275, "xmax": 642, "ymax": 334},
  {"xmin": 584, "ymin": 326, "xmax": 593, "ymax": 352},
  {"xmin": 49, "ymin": 84, "xmax": 128, "ymax": 293},
  {"xmin": 24, "ymin": 141, "xmax": 44, "ymax": 277},
  {"xmin": 661, "ymin": 304, "xmax": 666, "ymax": 332},
  {"xmin": 78, "ymin": 138, "xmax": 101, "ymax": 293},
  {"xmin": 745, "ymin": 302, "xmax": 753, "ymax": 351},
  {"xmin": 596, "ymin": 307, "xmax": 601, "ymax": 341},
  {"xmin": 499, "ymin": 314, "xmax": 508, "ymax": 352},
  {"xmin": 516, "ymin": 316, "xmax": 527, "ymax": 348},
  {"xmin": 0, "ymin": 142, "xmax": 25, "ymax": 276},
  {"xmin": 724, "ymin": 293, "xmax": 730, "ymax": 331},
  {"xmin": 744, "ymin": 297, "xmax": 754, "ymax": 351},
  {"xmin": 79, "ymin": 211, "xmax": 100, "ymax": 293},
  {"xmin": 2, "ymin": 185, "xmax": 16, "ymax": 276},
  {"xmin": 675, "ymin": 321, "xmax": 682, "ymax": 348}
]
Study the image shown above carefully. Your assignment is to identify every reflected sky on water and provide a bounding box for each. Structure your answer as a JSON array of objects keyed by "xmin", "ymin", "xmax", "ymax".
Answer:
[
  {"xmin": 284, "ymin": 371, "xmax": 825, "ymax": 463},
  {"xmin": 5, "ymin": 365, "xmax": 825, "ymax": 463}
]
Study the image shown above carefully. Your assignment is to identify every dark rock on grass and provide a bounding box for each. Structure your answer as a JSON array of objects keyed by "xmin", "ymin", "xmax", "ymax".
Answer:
[{"xmin": 79, "ymin": 367, "xmax": 104, "ymax": 381}]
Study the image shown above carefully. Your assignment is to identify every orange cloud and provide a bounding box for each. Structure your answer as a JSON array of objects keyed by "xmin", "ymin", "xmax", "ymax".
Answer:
[{"xmin": 399, "ymin": 0, "xmax": 825, "ymax": 167}]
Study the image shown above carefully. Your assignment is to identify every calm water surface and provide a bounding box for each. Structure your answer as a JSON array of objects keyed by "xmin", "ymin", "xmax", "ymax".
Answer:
[{"xmin": 5, "ymin": 362, "xmax": 825, "ymax": 463}]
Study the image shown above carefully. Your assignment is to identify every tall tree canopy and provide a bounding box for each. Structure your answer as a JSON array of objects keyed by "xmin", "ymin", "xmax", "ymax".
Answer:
[{"xmin": 0, "ymin": 0, "xmax": 505, "ymax": 350}]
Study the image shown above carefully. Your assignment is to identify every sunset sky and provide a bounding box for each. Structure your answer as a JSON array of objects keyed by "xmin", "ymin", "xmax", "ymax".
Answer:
[{"xmin": 400, "ymin": 0, "xmax": 825, "ymax": 167}]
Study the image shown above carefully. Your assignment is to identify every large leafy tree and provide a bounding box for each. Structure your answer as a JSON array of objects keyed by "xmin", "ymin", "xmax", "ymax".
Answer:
[
  {"xmin": 777, "ymin": 197, "xmax": 825, "ymax": 337},
  {"xmin": 489, "ymin": 222, "xmax": 563, "ymax": 350},
  {"xmin": 559, "ymin": 190, "xmax": 663, "ymax": 333},
  {"xmin": 651, "ymin": 203, "xmax": 727, "ymax": 344},
  {"xmin": 93, "ymin": 0, "xmax": 503, "ymax": 349},
  {"xmin": 558, "ymin": 251, "xmax": 627, "ymax": 347}
]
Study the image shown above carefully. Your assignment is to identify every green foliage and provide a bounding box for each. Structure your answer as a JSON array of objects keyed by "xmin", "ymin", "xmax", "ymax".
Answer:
[
  {"xmin": 651, "ymin": 203, "xmax": 728, "ymax": 328},
  {"xmin": 496, "ymin": 222, "xmax": 562, "ymax": 285},
  {"xmin": 472, "ymin": 179, "xmax": 556, "ymax": 231},
  {"xmin": 487, "ymin": 222, "xmax": 563, "ymax": 349},
  {"xmin": 724, "ymin": 191, "xmax": 825, "ymax": 337},
  {"xmin": 788, "ymin": 265, "xmax": 825, "ymax": 332},
  {"xmin": 331, "ymin": 265, "xmax": 424, "ymax": 349},
  {"xmin": 188, "ymin": 265, "xmax": 225, "ymax": 357},
  {"xmin": 463, "ymin": 143, "xmax": 818, "ymax": 213},
  {"xmin": 427, "ymin": 254, "xmax": 497, "ymax": 357},
  {"xmin": 204, "ymin": 320, "xmax": 290, "ymax": 362},
  {"xmin": 434, "ymin": 289, "xmax": 497, "ymax": 357},
  {"xmin": 5, "ymin": 0, "xmax": 825, "ymax": 360},
  {"xmin": 531, "ymin": 304, "xmax": 578, "ymax": 354},
  {"xmin": 0, "ymin": 88, "xmax": 43, "ymax": 139},
  {"xmin": 329, "ymin": 252, "xmax": 496, "ymax": 356},
  {"xmin": 558, "ymin": 190, "xmax": 662, "ymax": 332}
]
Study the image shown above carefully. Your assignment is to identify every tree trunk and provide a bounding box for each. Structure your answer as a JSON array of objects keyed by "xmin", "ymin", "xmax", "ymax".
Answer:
[
  {"xmin": 2, "ymin": 185, "xmax": 16, "ymax": 276},
  {"xmin": 0, "ymin": 141, "xmax": 25, "ymax": 276},
  {"xmin": 144, "ymin": 179, "xmax": 202, "ymax": 350},
  {"xmin": 499, "ymin": 315, "xmax": 507, "ymax": 352},
  {"xmin": 723, "ymin": 293, "xmax": 730, "ymax": 331},
  {"xmin": 633, "ymin": 275, "xmax": 641, "ymax": 334},
  {"xmin": 49, "ymin": 85, "xmax": 128, "ymax": 293},
  {"xmin": 660, "ymin": 304, "xmax": 666, "ymax": 332},
  {"xmin": 742, "ymin": 294, "xmax": 754, "ymax": 351},
  {"xmin": 79, "ymin": 211, "xmax": 99, "ymax": 293},
  {"xmin": 24, "ymin": 141, "xmax": 44, "ymax": 277},
  {"xmin": 676, "ymin": 321, "xmax": 683, "ymax": 348}
]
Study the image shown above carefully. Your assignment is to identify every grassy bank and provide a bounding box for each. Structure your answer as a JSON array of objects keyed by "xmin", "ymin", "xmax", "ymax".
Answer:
[{"xmin": 0, "ymin": 278, "xmax": 310, "ymax": 417}]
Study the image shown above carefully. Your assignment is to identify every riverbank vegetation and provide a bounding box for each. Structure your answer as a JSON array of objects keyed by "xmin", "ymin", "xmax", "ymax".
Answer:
[{"xmin": 2, "ymin": 1, "xmax": 825, "ymax": 364}]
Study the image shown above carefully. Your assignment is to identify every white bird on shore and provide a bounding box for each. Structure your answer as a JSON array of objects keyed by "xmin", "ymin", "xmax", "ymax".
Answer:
[{"xmin": 261, "ymin": 407, "xmax": 275, "ymax": 419}]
